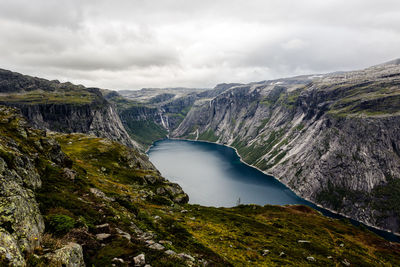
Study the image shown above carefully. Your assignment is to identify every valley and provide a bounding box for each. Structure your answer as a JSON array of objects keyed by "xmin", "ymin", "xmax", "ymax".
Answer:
[{"xmin": 0, "ymin": 60, "xmax": 399, "ymax": 266}]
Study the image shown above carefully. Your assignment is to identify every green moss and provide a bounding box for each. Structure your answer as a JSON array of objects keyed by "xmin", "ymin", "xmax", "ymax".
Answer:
[
  {"xmin": 124, "ymin": 120, "xmax": 168, "ymax": 147},
  {"xmin": 45, "ymin": 214, "xmax": 76, "ymax": 235}
]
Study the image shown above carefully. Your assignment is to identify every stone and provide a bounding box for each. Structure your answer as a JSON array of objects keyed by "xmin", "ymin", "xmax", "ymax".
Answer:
[
  {"xmin": 112, "ymin": 257, "xmax": 124, "ymax": 263},
  {"xmin": 178, "ymin": 253, "xmax": 195, "ymax": 262},
  {"xmin": 134, "ymin": 253, "xmax": 145, "ymax": 266},
  {"xmin": 95, "ymin": 223, "xmax": 110, "ymax": 232},
  {"xmin": 279, "ymin": 252, "xmax": 285, "ymax": 257},
  {"xmin": 115, "ymin": 228, "xmax": 131, "ymax": 241},
  {"xmin": 307, "ymin": 256, "xmax": 315, "ymax": 261},
  {"xmin": 144, "ymin": 175, "xmax": 157, "ymax": 184},
  {"xmin": 63, "ymin": 168, "xmax": 77, "ymax": 181},
  {"xmin": 96, "ymin": 233, "xmax": 111, "ymax": 241},
  {"xmin": 342, "ymin": 259, "xmax": 351, "ymax": 266},
  {"xmin": 165, "ymin": 250, "xmax": 176, "ymax": 256},
  {"xmin": 262, "ymin": 249, "xmax": 270, "ymax": 256},
  {"xmin": 90, "ymin": 188, "xmax": 115, "ymax": 202},
  {"xmin": 145, "ymin": 240, "xmax": 155, "ymax": 245},
  {"xmin": 148, "ymin": 243, "xmax": 165, "ymax": 251},
  {"xmin": 42, "ymin": 242, "xmax": 85, "ymax": 267},
  {"xmin": 297, "ymin": 240, "xmax": 310, "ymax": 243},
  {"xmin": 159, "ymin": 240, "xmax": 172, "ymax": 245},
  {"xmin": 156, "ymin": 187, "xmax": 166, "ymax": 195}
]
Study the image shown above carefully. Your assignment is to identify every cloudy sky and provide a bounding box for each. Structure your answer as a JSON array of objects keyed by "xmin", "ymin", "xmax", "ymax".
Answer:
[{"xmin": 1, "ymin": 0, "xmax": 400, "ymax": 90}]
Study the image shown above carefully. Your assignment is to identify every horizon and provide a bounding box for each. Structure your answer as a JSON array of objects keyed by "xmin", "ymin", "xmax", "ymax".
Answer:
[{"xmin": 2, "ymin": 56, "xmax": 398, "ymax": 92}]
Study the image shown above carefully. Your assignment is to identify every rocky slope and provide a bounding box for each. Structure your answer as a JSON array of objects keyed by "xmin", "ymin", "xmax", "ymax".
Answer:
[
  {"xmin": 0, "ymin": 105, "xmax": 83, "ymax": 266},
  {"xmin": 1, "ymin": 105, "xmax": 399, "ymax": 266},
  {"xmin": 172, "ymin": 60, "xmax": 400, "ymax": 233},
  {"xmin": 0, "ymin": 69, "xmax": 137, "ymax": 148},
  {"xmin": 0, "ymin": 105, "xmax": 189, "ymax": 266}
]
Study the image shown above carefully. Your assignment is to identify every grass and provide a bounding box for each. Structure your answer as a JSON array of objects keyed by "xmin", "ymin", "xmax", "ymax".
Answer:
[
  {"xmin": 176, "ymin": 204, "xmax": 400, "ymax": 266},
  {"xmin": 124, "ymin": 120, "xmax": 168, "ymax": 147},
  {"xmin": 322, "ymin": 80, "xmax": 400, "ymax": 117},
  {"xmin": 0, "ymin": 89, "xmax": 96, "ymax": 105}
]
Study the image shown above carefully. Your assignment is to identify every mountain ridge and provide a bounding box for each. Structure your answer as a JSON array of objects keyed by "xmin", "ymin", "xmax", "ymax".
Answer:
[{"xmin": 169, "ymin": 61, "xmax": 400, "ymax": 233}]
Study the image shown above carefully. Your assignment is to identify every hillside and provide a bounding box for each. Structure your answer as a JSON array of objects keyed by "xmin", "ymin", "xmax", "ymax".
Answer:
[
  {"xmin": 0, "ymin": 69, "xmax": 137, "ymax": 148},
  {"xmin": 0, "ymin": 105, "xmax": 399, "ymax": 266}
]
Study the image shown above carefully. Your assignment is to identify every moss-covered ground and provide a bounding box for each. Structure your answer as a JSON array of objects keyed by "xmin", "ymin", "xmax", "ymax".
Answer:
[
  {"xmin": 0, "ymin": 89, "xmax": 96, "ymax": 105},
  {"xmin": 35, "ymin": 133, "xmax": 400, "ymax": 266}
]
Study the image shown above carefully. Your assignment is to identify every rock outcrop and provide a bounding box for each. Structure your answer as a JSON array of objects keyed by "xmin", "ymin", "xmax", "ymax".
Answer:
[
  {"xmin": 41, "ymin": 242, "xmax": 85, "ymax": 267},
  {"xmin": 0, "ymin": 106, "xmax": 70, "ymax": 266}
]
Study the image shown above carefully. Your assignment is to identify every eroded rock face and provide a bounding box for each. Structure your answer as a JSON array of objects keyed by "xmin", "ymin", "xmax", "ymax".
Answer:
[
  {"xmin": 0, "ymin": 106, "xmax": 74, "ymax": 266},
  {"xmin": 172, "ymin": 62, "xmax": 400, "ymax": 233},
  {"xmin": 42, "ymin": 242, "xmax": 85, "ymax": 267},
  {"xmin": 0, "ymin": 69, "xmax": 138, "ymax": 149},
  {"xmin": 0, "ymin": 107, "xmax": 45, "ymax": 265}
]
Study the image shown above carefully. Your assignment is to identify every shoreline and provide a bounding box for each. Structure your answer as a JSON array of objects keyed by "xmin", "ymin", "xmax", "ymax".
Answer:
[{"xmin": 147, "ymin": 136, "xmax": 400, "ymax": 240}]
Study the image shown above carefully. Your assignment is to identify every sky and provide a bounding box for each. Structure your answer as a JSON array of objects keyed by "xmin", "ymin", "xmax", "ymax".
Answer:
[{"xmin": 0, "ymin": 0, "xmax": 400, "ymax": 90}]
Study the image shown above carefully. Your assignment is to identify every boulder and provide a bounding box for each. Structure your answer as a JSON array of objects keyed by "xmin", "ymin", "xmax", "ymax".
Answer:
[
  {"xmin": 133, "ymin": 253, "xmax": 145, "ymax": 266},
  {"xmin": 42, "ymin": 242, "xmax": 85, "ymax": 267}
]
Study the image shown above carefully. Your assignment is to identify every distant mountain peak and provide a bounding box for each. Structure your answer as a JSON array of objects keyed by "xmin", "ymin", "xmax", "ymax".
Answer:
[{"xmin": 379, "ymin": 58, "xmax": 400, "ymax": 66}]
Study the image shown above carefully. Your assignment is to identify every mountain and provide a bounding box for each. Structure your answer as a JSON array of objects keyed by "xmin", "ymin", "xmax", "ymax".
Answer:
[
  {"xmin": 169, "ymin": 60, "xmax": 400, "ymax": 234},
  {"xmin": 0, "ymin": 69, "xmax": 137, "ymax": 148},
  {"xmin": 0, "ymin": 105, "xmax": 399, "ymax": 266},
  {"xmin": 104, "ymin": 88, "xmax": 210, "ymax": 148}
]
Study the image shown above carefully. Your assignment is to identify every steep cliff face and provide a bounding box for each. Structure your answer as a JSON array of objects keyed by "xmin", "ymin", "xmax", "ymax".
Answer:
[
  {"xmin": 0, "ymin": 106, "xmax": 83, "ymax": 266},
  {"xmin": 173, "ymin": 61, "xmax": 400, "ymax": 233},
  {"xmin": 0, "ymin": 69, "xmax": 137, "ymax": 149}
]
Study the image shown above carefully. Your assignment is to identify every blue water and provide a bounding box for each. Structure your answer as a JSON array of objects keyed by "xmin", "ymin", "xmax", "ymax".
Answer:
[{"xmin": 148, "ymin": 139, "xmax": 399, "ymax": 242}]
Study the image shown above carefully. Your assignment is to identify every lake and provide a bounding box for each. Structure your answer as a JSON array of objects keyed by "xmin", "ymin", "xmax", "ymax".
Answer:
[
  {"xmin": 148, "ymin": 139, "xmax": 399, "ymax": 242},
  {"xmin": 148, "ymin": 139, "xmax": 309, "ymax": 207}
]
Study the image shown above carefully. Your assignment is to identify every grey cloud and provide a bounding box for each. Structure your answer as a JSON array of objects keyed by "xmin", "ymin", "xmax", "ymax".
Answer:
[
  {"xmin": 0, "ymin": 0, "xmax": 83, "ymax": 29},
  {"xmin": 0, "ymin": 0, "xmax": 399, "ymax": 89}
]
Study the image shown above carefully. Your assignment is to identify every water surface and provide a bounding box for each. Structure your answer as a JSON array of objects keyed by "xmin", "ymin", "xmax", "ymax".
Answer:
[
  {"xmin": 148, "ymin": 139, "xmax": 400, "ymax": 242},
  {"xmin": 148, "ymin": 139, "xmax": 310, "ymax": 207}
]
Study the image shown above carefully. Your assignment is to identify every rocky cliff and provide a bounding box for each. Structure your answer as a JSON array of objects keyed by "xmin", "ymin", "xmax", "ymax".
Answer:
[
  {"xmin": 0, "ymin": 105, "xmax": 84, "ymax": 266},
  {"xmin": 172, "ymin": 61, "xmax": 400, "ymax": 233},
  {"xmin": 0, "ymin": 69, "xmax": 137, "ymax": 149}
]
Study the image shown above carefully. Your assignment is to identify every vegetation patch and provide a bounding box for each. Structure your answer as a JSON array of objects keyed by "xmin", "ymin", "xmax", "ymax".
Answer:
[{"xmin": 198, "ymin": 129, "xmax": 219, "ymax": 142}]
